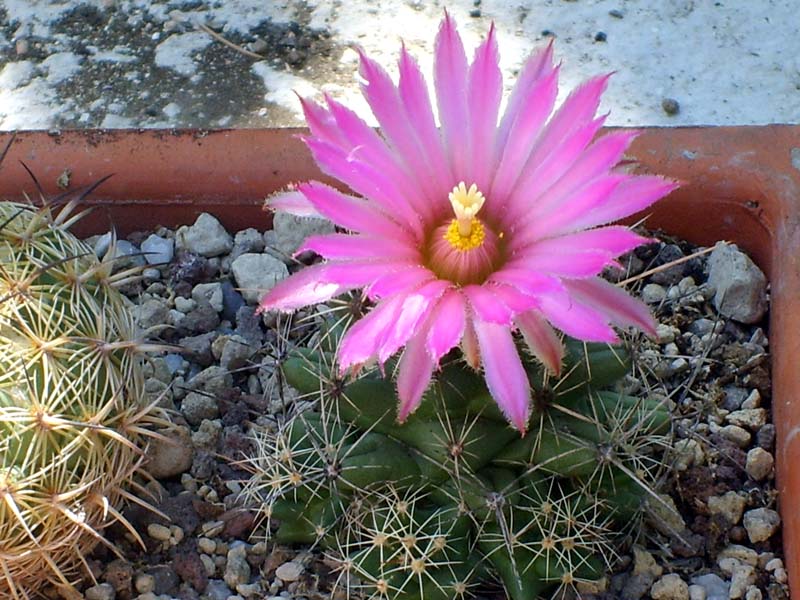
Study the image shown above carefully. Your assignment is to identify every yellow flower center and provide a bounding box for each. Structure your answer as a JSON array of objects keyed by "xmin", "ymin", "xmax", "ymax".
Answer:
[
  {"xmin": 444, "ymin": 218, "xmax": 485, "ymax": 251},
  {"xmin": 444, "ymin": 182, "xmax": 487, "ymax": 251}
]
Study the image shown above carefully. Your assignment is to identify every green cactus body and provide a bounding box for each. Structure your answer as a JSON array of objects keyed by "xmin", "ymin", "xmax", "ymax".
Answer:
[
  {"xmin": 245, "ymin": 313, "xmax": 673, "ymax": 599},
  {"xmin": 0, "ymin": 200, "xmax": 167, "ymax": 598}
]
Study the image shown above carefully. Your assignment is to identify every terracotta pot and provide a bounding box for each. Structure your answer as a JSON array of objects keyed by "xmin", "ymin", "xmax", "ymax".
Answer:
[{"xmin": 0, "ymin": 127, "xmax": 797, "ymax": 590}]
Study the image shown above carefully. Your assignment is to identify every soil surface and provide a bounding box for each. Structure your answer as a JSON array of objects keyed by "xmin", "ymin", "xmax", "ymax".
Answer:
[
  {"xmin": 58, "ymin": 216, "xmax": 788, "ymax": 600},
  {"xmin": 2, "ymin": 1, "xmax": 800, "ymax": 130}
]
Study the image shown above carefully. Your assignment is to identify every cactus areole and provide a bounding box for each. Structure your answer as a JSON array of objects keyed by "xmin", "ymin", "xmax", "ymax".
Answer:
[
  {"xmin": 258, "ymin": 13, "xmax": 677, "ymax": 432},
  {"xmin": 0, "ymin": 199, "xmax": 167, "ymax": 598}
]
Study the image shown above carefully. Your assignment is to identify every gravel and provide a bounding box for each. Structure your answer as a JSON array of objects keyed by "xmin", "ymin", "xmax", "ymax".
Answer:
[{"xmin": 59, "ymin": 218, "xmax": 786, "ymax": 600}]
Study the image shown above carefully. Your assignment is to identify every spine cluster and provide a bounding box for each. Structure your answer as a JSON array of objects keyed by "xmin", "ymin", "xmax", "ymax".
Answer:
[{"xmin": 243, "ymin": 312, "xmax": 673, "ymax": 600}]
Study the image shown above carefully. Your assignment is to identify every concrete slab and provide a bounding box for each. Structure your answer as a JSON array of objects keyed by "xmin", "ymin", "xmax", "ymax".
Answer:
[{"xmin": 1, "ymin": 0, "xmax": 798, "ymax": 130}]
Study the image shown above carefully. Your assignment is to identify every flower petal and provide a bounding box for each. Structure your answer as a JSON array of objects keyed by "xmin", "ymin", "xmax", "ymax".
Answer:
[
  {"xmin": 300, "ymin": 96, "xmax": 348, "ymax": 147},
  {"xmin": 490, "ymin": 65, "xmax": 559, "ymax": 202},
  {"xmin": 499, "ymin": 117, "xmax": 605, "ymax": 225},
  {"xmin": 564, "ymin": 277, "xmax": 657, "ymax": 336},
  {"xmin": 462, "ymin": 319, "xmax": 480, "ymax": 369},
  {"xmin": 473, "ymin": 319, "xmax": 531, "ymax": 432},
  {"xmin": 377, "ymin": 280, "xmax": 451, "ymax": 363},
  {"xmin": 515, "ymin": 226, "xmax": 652, "ymax": 262},
  {"xmin": 338, "ymin": 294, "xmax": 407, "ymax": 369},
  {"xmin": 267, "ymin": 189, "xmax": 321, "ymax": 217},
  {"xmin": 506, "ymin": 249, "xmax": 616, "ymax": 279},
  {"xmin": 516, "ymin": 130, "xmax": 638, "ymax": 227},
  {"xmin": 297, "ymin": 180, "xmax": 413, "ymax": 241},
  {"xmin": 537, "ymin": 290, "xmax": 619, "ymax": 343},
  {"xmin": 512, "ymin": 174, "xmax": 626, "ymax": 241},
  {"xmin": 366, "ymin": 266, "xmax": 437, "ymax": 300},
  {"xmin": 464, "ymin": 284, "xmax": 513, "ymax": 325},
  {"xmin": 397, "ymin": 332, "xmax": 435, "ymax": 422},
  {"xmin": 569, "ymin": 176, "xmax": 680, "ymax": 231},
  {"xmin": 426, "ymin": 289, "xmax": 467, "ymax": 362},
  {"xmin": 302, "ymin": 141, "xmax": 425, "ymax": 238},
  {"xmin": 494, "ymin": 42, "xmax": 554, "ymax": 163},
  {"xmin": 516, "ymin": 310, "xmax": 564, "ymax": 375},
  {"xmin": 488, "ymin": 269, "xmax": 565, "ymax": 299},
  {"xmin": 298, "ymin": 233, "xmax": 421, "ymax": 261},
  {"xmin": 434, "ymin": 12, "xmax": 470, "ymax": 179},
  {"xmin": 398, "ymin": 45, "xmax": 453, "ymax": 204},
  {"xmin": 467, "ymin": 23, "xmax": 502, "ymax": 190},
  {"xmin": 257, "ymin": 264, "xmax": 344, "ymax": 313}
]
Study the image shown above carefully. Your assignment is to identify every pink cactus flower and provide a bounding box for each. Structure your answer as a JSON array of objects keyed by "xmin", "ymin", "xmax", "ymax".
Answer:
[{"xmin": 260, "ymin": 14, "xmax": 677, "ymax": 432}]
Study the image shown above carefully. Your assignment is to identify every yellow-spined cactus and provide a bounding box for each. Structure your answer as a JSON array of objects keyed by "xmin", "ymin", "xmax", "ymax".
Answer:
[{"xmin": 0, "ymin": 198, "xmax": 169, "ymax": 598}]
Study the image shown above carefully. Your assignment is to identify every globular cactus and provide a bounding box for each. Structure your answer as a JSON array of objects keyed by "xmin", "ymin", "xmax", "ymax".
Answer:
[
  {"xmin": 243, "ymin": 308, "xmax": 673, "ymax": 600},
  {"xmin": 0, "ymin": 198, "xmax": 169, "ymax": 598}
]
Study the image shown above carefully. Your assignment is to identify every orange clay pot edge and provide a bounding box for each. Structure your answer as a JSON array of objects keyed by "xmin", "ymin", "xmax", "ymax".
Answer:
[{"xmin": 0, "ymin": 126, "xmax": 798, "ymax": 592}]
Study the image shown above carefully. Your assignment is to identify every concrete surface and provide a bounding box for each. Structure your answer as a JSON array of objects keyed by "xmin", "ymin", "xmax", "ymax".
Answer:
[{"xmin": 1, "ymin": 0, "xmax": 798, "ymax": 131}]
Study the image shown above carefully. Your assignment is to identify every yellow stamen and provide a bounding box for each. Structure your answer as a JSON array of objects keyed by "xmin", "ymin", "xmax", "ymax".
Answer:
[
  {"xmin": 443, "ymin": 218, "xmax": 485, "ymax": 251},
  {"xmin": 448, "ymin": 182, "xmax": 486, "ymax": 236}
]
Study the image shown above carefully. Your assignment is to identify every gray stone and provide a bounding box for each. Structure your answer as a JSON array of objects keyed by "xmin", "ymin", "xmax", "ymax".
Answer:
[
  {"xmin": 174, "ymin": 296, "xmax": 196, "ymax": 313},
  {"xmin": 722, "ymin": 386, "xmax": 749, "ymax": 411},
  {"xmin": 146, "ymin": 425, "xmax": 194, "ymax": 478},
  {"xmin": 205, "ymin": 579, "xmax": 233, "ymax": 600},
  {"xmin": 275, "ymin": 561, "xmax": 303, "ymax": 582},
  {"xmin": 188, "ymin": 365, "xmax": 232, "ymax": 396},
  {"xmin": 176, "ymin": 213, "xmax": 233, "ymax": 257},
  {"xmin": 707, "ymin": 242, "xmax": 767, "ymax": 324},
  {"xmin": 642, "ymin": 283, "xmax": 667, "ymax": 304},
  {"xmin": 271, "ymin": 212, "xmax": 335, "ymax": 259},
  {"xmin": 141, "ymin": 233, "xmax": 174, "ymax": 265},
  {"xmin": 742, "ymin": 507, "xmax": 780, "ymax": 542},
  {"xmin": 221, "ymin": 280, "xmax": 246, "ymax": 322},
  {"xmin": 651, "ymin": 574, "xmax": 689, "ymax": 600},
  {"xmin": 192, "ymin": 419, "xmax": 222, "ymax": 449},
  {"xmin": 134, "ymin": 298, "xmax": 170, "ymax": 329},
  {"xmin": 218, "ymin": 335, "xmax": 253, "ymax": 372},
  {"xmin": 224, "ymin": 544, "xmax": 251, "ymax": 589},
  {"xmin": 745, "ymin": 447, "xmax": 774, "ymax": 481},
  {"xmin": 232, "ymin": 227, "xmax": 265, "ymax": 258},
  {"xmin": 163, "ymin": 353, "xmax": 185, "ymax": 374},
  {"xmin": 690, "ymin": 573, "xmax": 729, "ymax": 600},
  {"xmin": 181, "ymin": 392, "xmax": 219, "ymax": 426},
  {"xmin": 192, "ymin": 282, "xmax": 224, "ymax": 312},
  {"xmin": 230, "ymin": 253, "xmax": 289, "ymax": 304}
]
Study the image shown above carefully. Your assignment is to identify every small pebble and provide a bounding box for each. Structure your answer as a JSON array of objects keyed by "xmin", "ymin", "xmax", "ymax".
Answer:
[
  {"xmin": 134, "ymin": 573, "xmax": 155, "ymax": 594},
  {"xmin": 651, "ymin": 573, "xmax": 689, "ymax": 600},
  {"xmin": 594, "ymin": 31, "xmax": 607, "ymax": 42},
  {"xmin": 707, "ymin": 491, "xmax": 746, "ymax": 525},
  {"xmin": 275, "ymin": 561, "xmax": 304, "ymax": 582},
  {"xmin": 147, "ymin": 523, "xmax": 172, "ymax": 542},
  {"xmin": 745, "ymin": 447, "xmax": 774, "ymax": 480},
  {"xmin": 198, "ymin": 537, "xmax": 217, "ymax": 554},
  {"xmin": 662, "ymin": 98, "xmax": 680, "ymax": 115},
  {"xmin": 609, "ymin": 8, "xmax": 624, "ymax": 18},
  {"xmin": 742, "ymin": 507, "xmax": 780, "ymax": 543},
  {"xmin": 85, "ymin": 583, "xmax": 116, "ymax": 600},
  {"xmin": 688, "ymin": 584, "xmax": 706, "ymax": 600}
]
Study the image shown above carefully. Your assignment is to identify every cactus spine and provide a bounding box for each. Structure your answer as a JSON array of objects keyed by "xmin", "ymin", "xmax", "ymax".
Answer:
[
  {"xmin": 243, "ymin": 305, "xmax": 673, "ymax": 599},
  {"xmin": 0, "ymin": 198, "xmax": 168, "ymax": 598}
]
